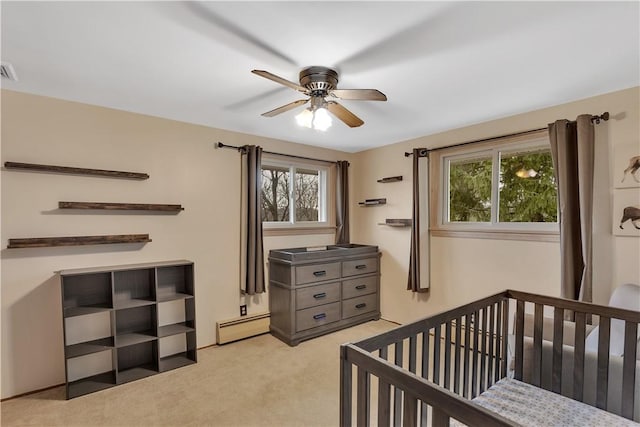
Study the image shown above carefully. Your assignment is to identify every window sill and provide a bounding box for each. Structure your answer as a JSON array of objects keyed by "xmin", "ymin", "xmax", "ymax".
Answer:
[
  {"xmin": 263, "ymin": 225, "xmax": 336, "ymax": 237},
  {"xmin": 431, "ymin": 228, "xmax": 559, "ymax": 242}
]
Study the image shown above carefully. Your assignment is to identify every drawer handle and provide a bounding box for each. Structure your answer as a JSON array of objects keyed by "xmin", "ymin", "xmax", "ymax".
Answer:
[
  {"xmin": 313, "ymin": 292, "xmax": 327, "ymax": 299},
  {"xmin": 313, "ymin": 313, "xmax": 326, "ymax": 320},
  {"xmin": 356, "ymin": 303, "xmax": 367, "ymax": 309},
  {"xmin": 313, "ymin": 270, "xmax": 327, "ymax": 277},
  {"xmin": 355, "ymin": 264, "xmax": 367, "ymax": 270},
  {"xmin": 355, "ymin": 285, "xmax": 367, "ymax": 290}
]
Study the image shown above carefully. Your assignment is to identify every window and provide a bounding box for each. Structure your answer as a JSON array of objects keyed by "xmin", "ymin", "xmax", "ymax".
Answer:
[
  {"xmin": 260, "ymin": 157, "xmax": 330, "ymax": 230},
  {"xmin": 435, "ymin": 132, "xmax": 558, "ymax": 238}
]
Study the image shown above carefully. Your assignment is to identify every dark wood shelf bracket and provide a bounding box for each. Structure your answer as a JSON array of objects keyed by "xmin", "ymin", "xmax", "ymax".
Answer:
[
  {"xmin": 7, "ymin": 234, "xmax": 151, "ymax": 249},
  {"xmin": 59, "ymin": 202, "xmax": 184, "ymax": 212},
  {"xmin": 4, "ymin": 162, "xmax": 149, "ymax": 180},
  {"xmin": 358, "ymin": 198, "xmax": 387, "ymax": 206},
  {"xmin": 378, "ymin": 219, "xmax": 412, "ymax": 227}
]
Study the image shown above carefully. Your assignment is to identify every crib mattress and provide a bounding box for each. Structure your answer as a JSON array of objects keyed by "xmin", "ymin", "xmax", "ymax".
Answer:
[{"xmin": 463, "ymin": 378, "xmax": 638, "ymax": 426}]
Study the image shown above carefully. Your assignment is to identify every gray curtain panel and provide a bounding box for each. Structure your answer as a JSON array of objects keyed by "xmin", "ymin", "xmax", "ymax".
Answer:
[
  {"xmin": 408, "ymin": 148, "xmax": 422, "ymax": 292},
  {"xmin": 548, "ymin": 115, "xmax": 594, "ymax": 307},
  {"xmin": 335, "ymin": 160, "xmax": 350, "ymax": 244},
  {"xmin": 244, "ymin": 145, "xmax": 265, "ymax": 295}
]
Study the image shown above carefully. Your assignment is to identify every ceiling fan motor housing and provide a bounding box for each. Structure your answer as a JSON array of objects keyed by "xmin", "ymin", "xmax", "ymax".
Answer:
[{"xmin": 299, "ymin": 66, "xmax": 338, "ymax": 94}]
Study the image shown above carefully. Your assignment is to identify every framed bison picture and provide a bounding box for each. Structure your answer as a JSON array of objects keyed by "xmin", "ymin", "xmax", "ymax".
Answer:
[{"xmin": 613, "ymin": 188, "xmax": 640, "ymax": 236}]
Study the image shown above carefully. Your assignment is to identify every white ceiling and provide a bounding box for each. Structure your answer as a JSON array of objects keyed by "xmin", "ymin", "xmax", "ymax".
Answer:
[{"xmin": 1, "ymin": 1, "xmax": 638, "ymax": 152}]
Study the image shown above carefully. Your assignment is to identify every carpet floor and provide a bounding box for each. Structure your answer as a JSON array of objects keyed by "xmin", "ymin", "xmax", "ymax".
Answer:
[{"xmin": 1, "ymin": 320, "xmax": 396, "ymax": 427}]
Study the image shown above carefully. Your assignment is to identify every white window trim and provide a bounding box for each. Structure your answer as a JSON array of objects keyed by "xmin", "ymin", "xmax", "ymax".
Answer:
[
  {"xmin": 430, "ymin": 129, "xmax": 559, "ymax": 241},
  {"xmin": 261, "ymin": 155, "xmax": 335, "ymax": 235}
]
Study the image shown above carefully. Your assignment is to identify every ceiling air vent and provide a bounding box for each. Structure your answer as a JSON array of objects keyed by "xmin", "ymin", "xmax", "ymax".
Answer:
[{"xmin": 0, "ymin": 62, "xmax": 18, "ymax": 81}]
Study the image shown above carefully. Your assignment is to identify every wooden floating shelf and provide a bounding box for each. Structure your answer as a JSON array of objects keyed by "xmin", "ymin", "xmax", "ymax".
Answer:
[
  {"xmin": 4, "ymin": 162, "xmax": 149, "ymax": 180},
  {"xmin": 7, "ymin": 234, "xmax": 151, "ymax": 249},
  {"xmin": 378, "ymin": 219, "xmax": 412, "ymax": 227},
  {"xmin": 59, "ymin": 202, "xmax": 184, "ymax": 212},
  {"xmin": 358, "ymin": 198, "xmax": 387, "ymax": 206},
  {"xmin": 377, "ymin": 176, "xmax": 403, "ymax": 183}
]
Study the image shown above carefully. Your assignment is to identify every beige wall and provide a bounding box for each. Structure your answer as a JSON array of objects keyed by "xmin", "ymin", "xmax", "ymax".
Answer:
[
  {"xmin": 351, "ymin": 86, "xmax": 640, "ymax": 325},
  {"xmin": 0, "ymin": 90, "xmax": 352, "ymax": 398},
  {"xmin": 2, "ymin": 87, "xmax": 638, "ymax": 399}
]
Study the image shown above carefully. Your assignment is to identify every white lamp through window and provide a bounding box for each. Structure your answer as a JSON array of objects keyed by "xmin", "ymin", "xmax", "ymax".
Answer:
[{"xmin": 295, "ymin": 97, "xmax": 332, "ymax": 131}]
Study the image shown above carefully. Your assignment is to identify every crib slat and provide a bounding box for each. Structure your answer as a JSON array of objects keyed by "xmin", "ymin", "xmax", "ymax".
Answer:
[
  {"xmin": 552, "ymin": 306, "xmax": 564, "ymax": 393},
  {"xmin": 501, "ymin": 300, "xmax": 509, "ymax": 378},
  {"xmin": 379, "ymin": 346, "xmax": 391, "ymax": 426},
  {"xmin": 621, "ymin": 321, "xmax": 637, "ymax": 419},
  {"xmin": 487, "ymin": 304, "xmax": 495, "ymax": 388},
  {"xmin": 356, "ymin": 367, "xmax": 369, "ymax": 427},
  {"xmin": 403, "ymin": 393, "xmax": 418, "ymax": 427},
  {"xmin": 420, "ymin": 332, "xmax": 429, "ymax": 427},
  {"xmin": 409, "ymin": 335, "xmax": 417, "ymax": 374},
  {"xmin": 573, "ymin": 311, "xmax": 586, "ymax": 402},
  {"xmin": 463, "ymin": 314, "xmax": 471, "ymax": 398},
  {"xmin": 394, "ymin": 341, "xmax": 404, "ymax": 427},
  {"xmin": 472, "ymin": 310, "xmax": 480, "ymax": 397},
  {"xmin": 433, "ymin": 326, "xmax": 441, "ymax": 385},
  {"xmin": 454, "ymin": 317, "xmax": 462, "ymax": 394},
  {"xmin": 532, "ymin": 303, "xmax": 544, "ymax": 387},
  {"xmin": 495, "ymin": 301, "xmax": 503, "ymax": 383},
  {"xmin": 340, "ymin": 345, "xmax": 353, "ymax": 427},
  {"xmin": 514, "ymin": 301, "xmax": 525, "ymax": 381},
  {"xmin": 480, "ymin": 308, "xmax": 488, "ymax": 393},
  {"xmin": 596, "ymin": 316, "xmax": 611, "ymax": 409},
  {"xmin": 444, "ymin": 321, "xmax": 452, "ymax": 389}
]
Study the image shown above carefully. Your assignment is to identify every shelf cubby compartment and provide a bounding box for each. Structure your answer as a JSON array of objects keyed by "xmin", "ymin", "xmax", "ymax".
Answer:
[
  {"xmin": 358, "ymin": 198, "xmax": 387, "ymax": 207},
  {"xmin": 377, "ymin": 176, "xmax": 403, "ymax": 183},
  {"xmin": 117, "ymin": 341, "xmax": 158, "ymax": 384},
  {"xmin": 62, "ymin": 272, "xmax": 113, "ymax": 317},
  {"xmin": 156, "ymin": 264, "xmax": 194, "ymax": 302},
  {"xmin": 159, "ymin": 331, "xmax": 197, "ymax": 372},
  {"xmin": 66, "ymin": 350, "xmax": 116, "ymax": 398},
  {"xmin": 115, "ymin": 305, "xmax": 157, "ymax": 347},
  {"xmin": 113, "ymin": 268, "xmax": 156, "ymax": 309},
  {"xmin": 66, "ymin": 337, "xmax": 115, "ymax": 359}
]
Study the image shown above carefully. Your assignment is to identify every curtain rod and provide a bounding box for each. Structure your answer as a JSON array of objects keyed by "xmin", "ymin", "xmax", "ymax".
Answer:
[
  {"xmin": 404, "ymin": 112, "xmax": 610, "ymax": 157},
  {"xmin": 216, "ymin": 142, "xmax": 344, "ymax": 165}
]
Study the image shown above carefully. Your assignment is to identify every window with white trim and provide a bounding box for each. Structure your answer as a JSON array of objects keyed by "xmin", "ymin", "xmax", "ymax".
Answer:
[
  {"xmin": 261, "ymin": 157, "xmax": 330, "ymax": 228},
  {"xmin": 436, "ymin": 134, "xmax": 558, "ymax": 235}
]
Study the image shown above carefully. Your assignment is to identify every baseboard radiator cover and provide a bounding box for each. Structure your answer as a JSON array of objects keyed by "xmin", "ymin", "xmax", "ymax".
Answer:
[{"xmin": 216, "ymin": 312, "xmax": 270, "ymax": 344}]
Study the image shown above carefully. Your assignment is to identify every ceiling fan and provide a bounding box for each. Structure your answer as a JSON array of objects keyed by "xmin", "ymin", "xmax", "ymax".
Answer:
[{"xmin": 251, "ymin": 66, "xmax": 387, "ymax": 130}]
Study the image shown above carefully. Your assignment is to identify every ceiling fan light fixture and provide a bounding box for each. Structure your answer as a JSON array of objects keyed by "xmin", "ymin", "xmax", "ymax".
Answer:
[
  {"xmin": 295, "ymin": 108, "xmax": 313, "ymax": 128},
  {"xmin": 312, "ymin": 107, "xmax": 332, "ymax": 131}
]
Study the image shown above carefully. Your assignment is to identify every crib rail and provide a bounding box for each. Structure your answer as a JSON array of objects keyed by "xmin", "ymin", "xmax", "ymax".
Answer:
[{"xmin": 340, "ymin": 290, "xmax": 640, "ymax": 426}]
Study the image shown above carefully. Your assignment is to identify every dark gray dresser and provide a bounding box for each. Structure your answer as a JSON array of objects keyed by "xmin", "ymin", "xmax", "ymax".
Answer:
[{"xmin": 268, "ymin": 244, "xmax": 380, "ymax": 346}]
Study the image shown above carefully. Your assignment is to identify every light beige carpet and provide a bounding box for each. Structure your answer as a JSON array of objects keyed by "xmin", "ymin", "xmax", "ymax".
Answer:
[{"xmin": 1, "ymin": 320, "xmax": 396, "ymax": 426}]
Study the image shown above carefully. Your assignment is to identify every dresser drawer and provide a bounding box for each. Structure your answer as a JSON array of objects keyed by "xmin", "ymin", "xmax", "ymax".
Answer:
[
  {"xmin": 296, "ymin": 262, "xmax": 341, "ymax": 285},
  {"xmin": 342, "ymin": 294, "xmax": 377, "ymax": 319},
  {"xmin": 296, "ymin": 302, "xmax": 340, "ymax": 332},
  {"xmin": 342, "ymin": 276, "xmax": 377, "ymax": 300},
  {"xmin": 342, "ymin": 257, "xmax": 378, "ymax": 277},
  {"xmin": 296, "ymin": 282, "xmax": 340, "ymax": 310}
]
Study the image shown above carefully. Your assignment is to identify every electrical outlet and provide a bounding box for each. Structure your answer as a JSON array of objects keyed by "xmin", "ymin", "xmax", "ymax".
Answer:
[{"xmin": 240, "ymin": 304, "xmax": 247, "ymax": 316}]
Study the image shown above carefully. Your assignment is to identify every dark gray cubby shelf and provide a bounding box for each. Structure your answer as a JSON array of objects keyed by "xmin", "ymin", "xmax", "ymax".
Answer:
[{"xmin": 60, "ymin": 260, "xmax": 196, "ymax": 399}]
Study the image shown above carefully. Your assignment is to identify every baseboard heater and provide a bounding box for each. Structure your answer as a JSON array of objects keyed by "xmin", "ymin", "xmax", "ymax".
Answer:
[{"xmin": 216, "ymin": 312, "xmax": 270, "ymax": 344}]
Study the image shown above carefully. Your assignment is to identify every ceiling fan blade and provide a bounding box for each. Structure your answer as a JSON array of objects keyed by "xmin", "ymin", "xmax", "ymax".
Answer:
[
  {"xmin": 329, "ymin": 89, "xmax": 387, "ymax": 101},
  {"xmin": 261, "ymin": 99, "xmax": 309, "ymax": 117},
  {"xmin": 326, "ymin": 101, "xmax": 364, "ymax": 128},
  {"xmin": 252, "ymin": 70, "xmax": 308, "ymax": 93}
]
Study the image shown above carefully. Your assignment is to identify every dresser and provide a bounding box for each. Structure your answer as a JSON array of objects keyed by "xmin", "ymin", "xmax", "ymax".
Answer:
[{"xmin": 268, "ymin": 244, "xmax": 380, "ymax": 346}]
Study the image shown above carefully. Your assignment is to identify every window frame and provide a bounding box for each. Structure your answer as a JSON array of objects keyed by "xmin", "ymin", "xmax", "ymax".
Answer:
[
  {"xmin": 430, "ymin": 129, "xmax": 559, "ymax": 242},
  {"xmin": 260, "ymin": 155, "xmax": 335, "ymax": 236}
]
